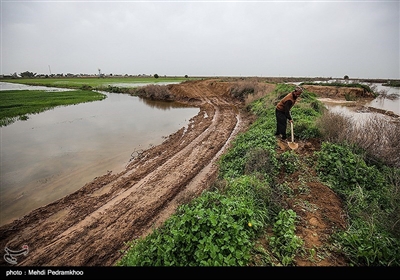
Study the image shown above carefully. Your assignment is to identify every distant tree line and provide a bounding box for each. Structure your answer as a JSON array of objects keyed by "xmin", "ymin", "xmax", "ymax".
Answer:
[{"xmin": 3, "ymin": 72, "xmax": 190, "ymax": 79}]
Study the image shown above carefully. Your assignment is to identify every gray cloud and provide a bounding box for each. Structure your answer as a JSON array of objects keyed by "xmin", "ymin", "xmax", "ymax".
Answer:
[{"xmin": 2, "ymin": 0, "xmax": 399, "ymax": 79}]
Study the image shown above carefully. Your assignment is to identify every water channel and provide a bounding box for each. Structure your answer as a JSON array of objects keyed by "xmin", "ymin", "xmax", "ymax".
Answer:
[
  {"xmin": 0, "ymin": 82, "xmax": 199, "ymax": 226},
  {"xmin": 310, "ymin": 80, "xmax": 400, "ymax": 116}
]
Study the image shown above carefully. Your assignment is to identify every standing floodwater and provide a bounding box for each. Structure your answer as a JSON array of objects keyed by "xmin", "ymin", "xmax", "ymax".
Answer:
[{"xmin": 0, "ymin": 91, "xmax": 199, "ymax": 226}]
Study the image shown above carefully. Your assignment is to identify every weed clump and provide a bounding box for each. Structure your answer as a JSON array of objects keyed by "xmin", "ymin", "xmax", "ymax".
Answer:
[
  {"xmin": 117, "ymin": 185, "xmax": 268, "ymax": 266},
  {"xmin": 133, "ymin": 84, "xmax": 174, "ymax": 101},
  {"xmin": 316, "ymin": 142, "xmax": 400, "ymax": 266},
  {"xmin": 230, "ymin": 81, "xmax": 257, "ymax": 101}
]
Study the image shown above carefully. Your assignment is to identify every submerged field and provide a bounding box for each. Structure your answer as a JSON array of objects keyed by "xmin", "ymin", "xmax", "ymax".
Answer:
[
  {"xmin": 0, "ymin": 76, "xmax": 196, "ymax": 127},
  {"xmin": 0, "ymin": 89, "xmax": 106, "ymax": 126},
  {"xmin": 1, "ymin": 76, "xmax": 196, "ymax": 89}
]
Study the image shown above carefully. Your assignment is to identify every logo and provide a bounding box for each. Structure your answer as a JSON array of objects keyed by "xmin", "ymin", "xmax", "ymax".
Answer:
[{"xmin": 4, "ymin": 245, "xmax": 29, "ymax": 265}]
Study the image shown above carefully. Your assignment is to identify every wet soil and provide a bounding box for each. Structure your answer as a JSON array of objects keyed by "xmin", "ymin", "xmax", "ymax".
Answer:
[{"xmin": 0, "ymin": 79, "xmax": 382, "ymax": 267}]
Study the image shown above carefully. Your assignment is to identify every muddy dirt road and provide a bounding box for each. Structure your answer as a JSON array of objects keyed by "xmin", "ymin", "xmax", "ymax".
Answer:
[{"xmin": 0, "ymin": 79, "xmax": 275, "ymax": 266}]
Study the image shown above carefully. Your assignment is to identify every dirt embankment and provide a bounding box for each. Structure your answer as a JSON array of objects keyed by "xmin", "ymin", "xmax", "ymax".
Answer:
[
  {"xmin": 302, "ymin": 84, "xmax": 374, "ymax": 99},
  {"xmin": 0, "ymin": 79, "xmax": 374, "ymax": 267}
]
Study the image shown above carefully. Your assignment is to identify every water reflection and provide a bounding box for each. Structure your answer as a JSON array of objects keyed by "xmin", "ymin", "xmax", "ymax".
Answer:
[
  {"xmin": 364, "ymin": 83, "xmax": 399, "ymax": 115},
  {"xmin": 366, "ymin": 96, "xmax": 400, "ymax": 115},
  {"xmin": 0, "ymin": 90, "xmax": 199, "ymax": 226},
  {"xmin": 139, "ymin": 97, "xmax": 193, "ymax": 110},
  {"xmin": 323, "ymin": 104, "xmax": 382, "ymax": 125}
]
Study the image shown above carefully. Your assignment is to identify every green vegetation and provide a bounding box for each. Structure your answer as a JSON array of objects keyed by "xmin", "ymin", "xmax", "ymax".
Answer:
[
  {"xmin": 116, "ymin": 83, "xmax": 399, "ymax": 267},
  {"xmin": 316, "ymin": 142, "xmax": 400, "ymax": 266},
  {"xmin": 269, "ymin": 209, "xmax": 304, "ymax": 266},
  {"xmin": 0, "ymin": 89, "xmax": 106, "ymax": 126},
  {"xmin": 117, "ymin": 187, "xmax": 261, "ymax": 266}
]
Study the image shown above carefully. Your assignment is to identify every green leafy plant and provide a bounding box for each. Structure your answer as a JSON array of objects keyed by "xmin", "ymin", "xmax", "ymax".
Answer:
[
  {"xmin": 279, "ymin": 151, "xmax": 299, "ymax": 174},
  {"xmin": 268, "ymin": 209, "xmax": 303, "ymax": 266},
  {"xmin": 218, "ymin": 125, "xmax": 278, "ymax": 180},
  {"xmin": 117, "ymin": 190, "xmax": 261, "ymax": 266}
]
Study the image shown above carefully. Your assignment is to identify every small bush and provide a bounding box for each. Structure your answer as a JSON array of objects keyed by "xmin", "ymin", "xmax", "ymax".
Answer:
[
  {"xmin": 278, "ymin": 151, "xmax": 299, "ymax": 174},
  {"xmin": 230, "ymin": 81, "xmax": 258, "ymax": 101},
  {"xmin": 244, "ymin": 147, "xmax": 276, "ymax": 179},
  {"xmin": 134, "ymin": 84, "xmax": 173, "ymax": 101},
  {"xmin": 80, "ymin": 84, "xmax": 93, "ymax": 90}
]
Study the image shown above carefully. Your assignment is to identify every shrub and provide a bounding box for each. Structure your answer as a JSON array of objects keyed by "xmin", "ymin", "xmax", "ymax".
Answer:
[
  {"xmin": 278, "ymin": 151, "xmax": 299, "ymax": 174},
  {"xmin": 218, "ymin": 126, "xmax": 278, "ymax": 180},
  {"xmin": 244, "ymin": 147, "xmax": 276, "ymax": 180},
  {"xmin": 317, "ymin": 111, "xmax": 400, "ymax": 168},
  {"xmin": 134, "ymin": 84, "xmax": 173, "ymax": 101},
  {"xmin": 230, "ymin": 81, "xmax": 257, "ymax": 101}
]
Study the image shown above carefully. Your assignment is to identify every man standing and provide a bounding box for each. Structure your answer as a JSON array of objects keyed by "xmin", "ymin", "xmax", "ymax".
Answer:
[{"xmin": 275, "ymin": 86, "xmax": 303, "ymax": 140}]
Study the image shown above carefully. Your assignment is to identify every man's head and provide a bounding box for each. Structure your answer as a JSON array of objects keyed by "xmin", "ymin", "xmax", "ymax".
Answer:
[{"xmin": 294, "ymin": 86, "xmax": 303, "ymax": 97}]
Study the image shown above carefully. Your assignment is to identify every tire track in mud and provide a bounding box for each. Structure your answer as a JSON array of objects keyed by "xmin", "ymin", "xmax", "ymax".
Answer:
[{"xmin": 0, "ymin": 80, "xmax": 244, "ymax": 266}]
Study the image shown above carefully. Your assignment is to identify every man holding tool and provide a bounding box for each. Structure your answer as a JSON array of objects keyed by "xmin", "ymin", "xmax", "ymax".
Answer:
[{"xmin": 274, "ymin": 85, "xmax": 303, "ymax": 141}]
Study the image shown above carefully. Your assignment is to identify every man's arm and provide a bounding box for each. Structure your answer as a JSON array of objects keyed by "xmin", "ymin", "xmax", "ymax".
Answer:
[{"xmin": 284, "ymin": 100, "xmax": 293, "ymax": 120}]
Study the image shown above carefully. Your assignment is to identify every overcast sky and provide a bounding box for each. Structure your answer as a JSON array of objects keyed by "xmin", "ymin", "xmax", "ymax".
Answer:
[{"xmin": 1, "ymin": 0, "xmax": 399, "ymax": 79}]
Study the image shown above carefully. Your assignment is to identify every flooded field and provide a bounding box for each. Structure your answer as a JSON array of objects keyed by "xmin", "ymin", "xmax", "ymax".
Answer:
[{"xmin": 316, "ymin": 80, "xmax": 400, "ymax": 115}]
